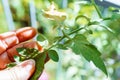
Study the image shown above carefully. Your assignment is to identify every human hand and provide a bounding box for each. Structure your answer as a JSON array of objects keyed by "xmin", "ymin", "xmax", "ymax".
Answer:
[
  {"xmin": 0, "ymin": 27, "xmax": 36, "ymax": 80},
  {"xmin": 0, "ymin": 59, "xmax": 35, "ymax": 80}
]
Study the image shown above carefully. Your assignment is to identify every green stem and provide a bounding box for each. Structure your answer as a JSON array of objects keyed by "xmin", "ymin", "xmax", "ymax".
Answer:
[
  {"xmin": 91, "ymin": 0, "xmax": 102, "ymax": 18},
  {"xmin": 55, "ymin": 27, "xmax": 84, "ymax": 44},
  {"xmin": 57, "ymin": 27, "xmax": 84, "ymax": 43},
  {"xmin": 62, "ymin": 30, "xmax": 71, "ymax": 40},
  {"xmin": 44, "ymin": 27, "xmax": 84, "ymax": 50},
  {"xmin": 75, "ymin": 15, "xmax": 90, "ymax": 23},
  {"xmin": 20, "ymin": 27, "xmax": 84, "ymax": 61},
  {"xmin": 102, "ymin": 17, "xmax": 111, "ymax": 21},
  {"xmin": 68, "ymin": 27, "xmax": 84, "ymax": 35}
]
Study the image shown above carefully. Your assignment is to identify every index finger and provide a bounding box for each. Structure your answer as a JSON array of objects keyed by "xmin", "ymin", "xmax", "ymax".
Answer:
[{"xmin": 0, "ymin": 27, "xmax": 37, "ymax": 54}]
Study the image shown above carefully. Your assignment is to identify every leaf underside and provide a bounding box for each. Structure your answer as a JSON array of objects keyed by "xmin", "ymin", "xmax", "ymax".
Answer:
[{"xmin": 30, "ymin": 53, "xmax": 46, "ymax": 80}]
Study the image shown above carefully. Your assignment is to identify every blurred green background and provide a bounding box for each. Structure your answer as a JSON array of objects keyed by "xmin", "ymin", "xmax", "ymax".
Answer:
[{"xmin": 0, "ymin": 0, "xmax": 120, "ymax": 80}]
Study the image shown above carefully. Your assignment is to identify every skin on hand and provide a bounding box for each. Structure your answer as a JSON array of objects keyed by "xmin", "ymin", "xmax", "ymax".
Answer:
[
  {"xmin": 0, "ymin": 27, "xmax": 37, "ymax": 80},
  {"xmin": 0, "ymin": 27, "xmax": 37, "ymax": 69},
  {"xmin": 0, "ymin": 41, "xmax": 43, "ymax": 69},
  {"xmin": 0, "ymin": 27, "xmax": 49, "ymax": 80},
  {"xmin": 0, "ymin": 59, "xmax": 35, "ymax": 80},
  {"xmin": 0, "ymin": 27, "xmax": 37, "ymax": 54}
]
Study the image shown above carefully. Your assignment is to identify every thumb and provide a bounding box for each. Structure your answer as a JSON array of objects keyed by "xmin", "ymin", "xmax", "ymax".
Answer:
[{"xmin": 0, "ymin": 59, "xmax": 35, "ymax": 80}]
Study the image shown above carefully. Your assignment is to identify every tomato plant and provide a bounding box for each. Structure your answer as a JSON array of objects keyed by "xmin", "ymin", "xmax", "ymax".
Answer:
[{"xmin": 7, "ymin": 0, "xmax": 120, "ymax": 80}]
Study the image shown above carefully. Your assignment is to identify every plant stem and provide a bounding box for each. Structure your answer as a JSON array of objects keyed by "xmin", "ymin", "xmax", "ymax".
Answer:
[
  {"xmin": 102, "ymin": 17, "xmax": 111, "ymax": 21},
  {"xmin": 43, "ymin": 27, "xmax": 84, "ymax": 51},
  {"xmin": 68, "ymin": 27, "xmax": 84, "ymax": 35},
  {"xmin": 75, "ymin": 15, "xmax": 90, "ymax": 23},
  {"xmin": 56, "ymin": 27, "xmax": 84, "ymax": 44},
  {"xmin": 20, "ymin": 27, "xmax": 84, "ymax": 61},
  {"xmin": 62, "ymin": 30, "xmax": 71, "ymax": 40},
  {"xmin": 91, "ymin": 0, "xmax": 102, "ymax": 18}
]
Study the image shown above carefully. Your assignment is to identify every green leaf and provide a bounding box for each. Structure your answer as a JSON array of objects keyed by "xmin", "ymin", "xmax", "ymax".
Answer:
[
  {"xmin": 66, "ymin": 34, "xmax": 108, "ymax": 75},
  {"xmin": 87, "ymin": 29, "xmax": 93, "ymax": 34},
  {"xmin": 64, "ymin": 39, "xmax": 74, "ymax": 47},
  {"xmin": 7, "ymin": 63, "xmax": 17, "ymax": 68},
  {"xmin": 16, "ymin": 48, "xmax": 39, "ymax": 60},
  {"xmin": 78, "ymin": 44, "xmax": 107, "ymax": 75},
  {"xmin": 37, "ymin": 33, "xmax": 47, "ymax": 42},
  {"xmin": 30, "ymin": 53, "xmax": 46, "ymax": 80},
  {"xmin": 14, "ymin": 56, "xmax": 21, "ymax": 63},
  {"xmin": 16, "ymin": 48, "xmax": 27, "ymax": 56},
  {"xmin": 57, "ymin": 44, "xmax": 68, "ymax": 50},
  {"xmin": 111, "ymin": 13, "xmax": 120, "ymax": 20},
  {"xmin": 72, "ymin": 34, "xmax": 89, "ymax": 45},
  {"xmin": 16, "ymin": 47, "xmax": 46, "ymax": 80},
  {"xmin": 48, "ymin": 50, "xmax": 59, "ymax": 62},
  {"xmin": 85, "ymin": 28, "xmax": 93, "ymax": 34}
]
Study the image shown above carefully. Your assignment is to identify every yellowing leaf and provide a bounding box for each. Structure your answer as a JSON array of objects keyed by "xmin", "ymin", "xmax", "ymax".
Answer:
[{"xmin": 43, "ymin": 2, "xmax": 67, "ymax": 21}]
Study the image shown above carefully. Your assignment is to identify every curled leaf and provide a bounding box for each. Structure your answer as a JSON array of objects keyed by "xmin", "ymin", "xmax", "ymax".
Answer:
[
  {"xmin": 42, "ymin": 2, "xmax": 67, "ymax": 21},
  {"xmin": 30, "ymin": 53, "xmax": 46, "ymax": 80}
]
